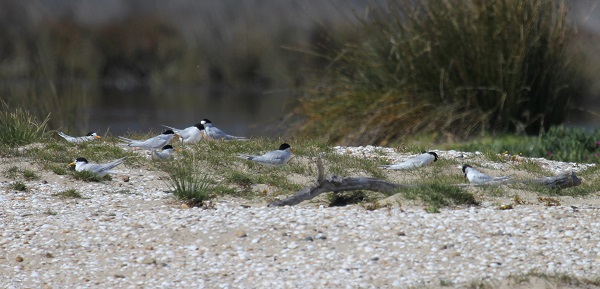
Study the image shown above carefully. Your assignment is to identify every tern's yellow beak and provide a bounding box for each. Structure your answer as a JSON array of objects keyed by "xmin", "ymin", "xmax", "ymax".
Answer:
[
  {"xmin": 68, "ymin": 161, "xmax": 76, "ymax": 167},
  {"xmin": 95, "ymin": 135, "xmax": 102, "ymax": 139}
]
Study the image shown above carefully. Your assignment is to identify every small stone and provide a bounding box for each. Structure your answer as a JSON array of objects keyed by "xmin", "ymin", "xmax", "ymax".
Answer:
[
  {"xmin": 139, "ymin": 257, "xmax": 156, "ymax": 265},
  {"xmin": 304, "ymin": 236, "xmax": 314, "ymax": 242},
  {"xmin": 145, "ymin": 245, "xmax": 154, "ymax": 250},
  {"xmin": 181, "ymin": 204, "xmax": 190, "ymax": 209},
  {"xmin": 120, "ymin": 175, "xmax": 130, "ymax": 182},
  {"xmin": 315, "ymin": 233, "xmax": 326, "ymax": 240},
  {"xmin": 397, "ymin": 232, "xmax": 406, "ymax": 236},
  {"xmin": 235, "ymin": 231, "xmax": 247, "ymax": 238},
  {"xmin": 15, "ymin": 256, "xmax": 23, "ymax": 262},
  {"xmin": 114, "ymin": 274, "xmax": 125, "ymax": 278}
]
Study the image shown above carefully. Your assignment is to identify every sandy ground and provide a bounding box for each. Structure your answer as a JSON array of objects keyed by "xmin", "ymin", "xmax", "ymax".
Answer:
[{"xmin": 1, "ymin": 152, "xmax": 599, "ymax": 288}]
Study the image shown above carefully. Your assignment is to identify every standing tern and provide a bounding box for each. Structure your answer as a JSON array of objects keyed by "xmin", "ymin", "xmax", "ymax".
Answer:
[
  {"xmin": 161, "ymin": 123, "xmax": 204, "ymax": 143},
  {"xmin": 57, "ymin": 131, "xmax": 101, "ymax": 144},
  {"xmin": 238, "ymin": 143, "xmax": 292, "ymax": 167},
  {"xmin": 118, "ymin": 130, "xmax": 175, "ymax": 150},
  {"xmin": 153, "ymin": 145, "xmax": 176, "ymax": 160},
  {"xmin": 200, "ymin": 119, "xmax": 247, "ymax": 140},
  {"xmin": 380, "ymin": 152, "xmax": 438, "ymax": 170},
  {"xmin": 69, "ymin": 157, "xmax": 126, "ymax": 177},
  {"xmin": 462, "ymin": 164, "xmax": 511, "ymax": 184}
]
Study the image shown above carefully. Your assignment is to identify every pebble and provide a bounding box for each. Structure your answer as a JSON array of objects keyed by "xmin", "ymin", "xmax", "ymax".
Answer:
[{"xmin": 1, "ymin": 148, "xmax": 598, "ymax": 288}]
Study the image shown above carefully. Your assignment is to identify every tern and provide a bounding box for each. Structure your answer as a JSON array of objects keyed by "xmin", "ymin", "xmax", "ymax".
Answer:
[
  {"xmin": 69, "ymin": 157, "xmax": 126, "ymax": 177},
  {"xmin": 152, "ymin": 145, "xmax": 176, "ymax": 160},
  {"xmin": 380, "ymin": 152, "xmax": 438, "ymax": 170},
  {"xmin": 161, "ymin": 123, "xmax": 204, "ymax": 143},
  {"xmin": 200, "ymin": 119, "xmax": 247, "ymax": 140},
  {"xmin": 462, "ymin": 164, "xmax": 511, "ymax": 184},
  {"xmin": 118, "ymin": 130, "xmax": 175, "ymax": 150},
  {"xmin": 57, "ymin": 131, "xmax": 101, "ymax": 144},
  {"xmin": 238, "ymin": 143, "xmax": 292, "ymax": 167}
]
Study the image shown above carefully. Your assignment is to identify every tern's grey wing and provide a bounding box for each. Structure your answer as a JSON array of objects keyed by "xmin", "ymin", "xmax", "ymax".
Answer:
[
  {"xmin": 468, "ymin": 169, "xmax": 494, "ymax": 184},
  {"xmin": 380, "ymin": 161, "xmax": 413, "ymax": 170},
  {"xmin": 98, "ymin": 158, "xmax": 126, "ymax": 172},
  {"xmin": 239, "ymin": 149, "xmax": 290, "ymax": 166},
  {"xmin": 83, "ymin": 158, "xmax": 125, "ymax": 176},
  {"xmin": 58, "ymin": 132, "xmax": 85, "ymax": 143},
  {"xmin": 492, "ymin": 176, "xmax": 512, "ymax": 182},
  {"xmin": 128, "ymin": 135, "xmax": 173, "ymax": 149},
  {"xmin": 178, "ymin": 126, "xmax": 195, "ymax": 139},
  {"xmin": 207, "ymin": 126, "xmax": 246, "ymax": 140},
  {"xmin": 57, "ymin": 131, "xmax": 74, "ymax": 141},
  {"xmin": 238, "ymin": 154, "xmax": 258, "ymax": 160},
  {"xmin": 153, "ymin": 150, "xmax": 174, "ymax": 160},
  {"xmin": 182, "ymin": 128, "xmax": 203, "ymax": 143},
  {"xmin": 252, "ymin": 150, "xmax": 290, "ymax": 165},
  {"xmin": 380, "ymin": 155, "xmax": 425, "ymax": 170},
  {"xmin": 118, "ymin": 136, "xmax": 136, "ymax": 143}
]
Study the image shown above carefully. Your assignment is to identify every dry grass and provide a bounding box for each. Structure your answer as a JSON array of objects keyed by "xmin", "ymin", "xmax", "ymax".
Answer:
[{"xmin": 294, "ymin": 0, "xmax": 586, "ymax": 145}]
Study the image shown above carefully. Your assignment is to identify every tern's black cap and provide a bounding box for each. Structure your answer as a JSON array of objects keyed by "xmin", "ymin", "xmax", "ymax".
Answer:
[
  {"xmin": 278, "ymin": 143, "xmax": 291, "ymax": 150},
  {"xmin": 462, "ymin": 164, "xmax": 472, "ymax": 173},
  {"xmin": 428, "ymin": 152, "xmax": 438, "ymax": 162}
]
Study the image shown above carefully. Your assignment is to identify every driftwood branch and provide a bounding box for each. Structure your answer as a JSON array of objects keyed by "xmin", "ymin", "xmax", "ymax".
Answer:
[
  {"xmin": 268, "ymin": 156, "xmax": 583, "ymax": 207},
  {"xmin": 316, "ymin": 152, "xmax": 325, "ymax": 183}
]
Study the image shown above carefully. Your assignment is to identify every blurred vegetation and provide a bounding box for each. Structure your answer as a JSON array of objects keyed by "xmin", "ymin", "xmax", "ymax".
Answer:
[
  {"xmin": 0, "ymin": 0, "xmax": 598, "ymax": 146},
  {"xmin": 0, "ymin": 101, "xmax": 49, "ymax": 149},
  {"xmin": 294, "ymin": 0, "xmax": 589, "ymax": 145},
  {"xmin": 0, "ymin": 2, "xmax": 355, "ymax": 90},
  {"xmin": 447, "ymin": 126, "xmax": 600, "ymax": 164}
]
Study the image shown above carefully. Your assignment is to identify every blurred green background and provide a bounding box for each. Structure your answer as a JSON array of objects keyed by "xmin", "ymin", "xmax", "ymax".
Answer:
[{"xmin": 1, "ymin": 0, "xmax": 599, "ymax": 144}]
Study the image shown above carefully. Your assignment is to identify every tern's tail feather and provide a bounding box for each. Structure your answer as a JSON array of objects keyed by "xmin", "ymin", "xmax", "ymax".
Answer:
[
  {"xmin": 379, "ymin": 163, "xmax": 413, "ymax": 170},
  {"xmin": 161, "ymin": 125, "xmax": 178, "ymax": 132},
  {"xmin": 104, "ymin": 157, "xmax": 127, "ymax": 171},
  {"xmin": 57, "ymin": 131, "xmax": 70, "ymax": 139},
  {"xmin": 118, "ymin": 136, "xmax": 135, "ymax": 143},
  {"xmin": 237, "ymin": 154, "xmax": 255, "ymax": 160},
  {"xmin": 493, "ymin": 176, "xmax": 512, "ymax": 182}
]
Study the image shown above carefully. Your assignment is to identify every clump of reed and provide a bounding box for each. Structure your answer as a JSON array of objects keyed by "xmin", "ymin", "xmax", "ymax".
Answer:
[
  {"xmin": 0, "ymin": 101, "xmax": 49, "ymax": 148},
  {"xmin": 295, "ymin": 0, "xmax": 586, "ymax": 145}
]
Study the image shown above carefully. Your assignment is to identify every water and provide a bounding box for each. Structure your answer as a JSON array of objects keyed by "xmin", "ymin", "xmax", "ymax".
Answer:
[
  {"xmin": 90, "ymin": 86, "xmax": 295, "ymax": 137},
  {"xmin": 4, "ymin": 82, "xmax": 296, "ymax": 138}
]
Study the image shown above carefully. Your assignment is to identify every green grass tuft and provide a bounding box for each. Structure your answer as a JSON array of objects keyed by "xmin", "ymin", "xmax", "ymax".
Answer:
[
  {"xmin": 403, "ymin": 183, "xmax": 478, "ymax": 212},
  {"xmin": 11, "ymin": 181, "xmax": 27, "ymax": 191},
  {"xmin": 0, "ymin": 101, "xmax": 50, "ymax": 148},
  {"xmin": 54, "ymin": 189, "xmax": 83, "ymax": 199},
  {"xmin": 164, "ymin": 154, "xmax": 215, "ymax": 207}
]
